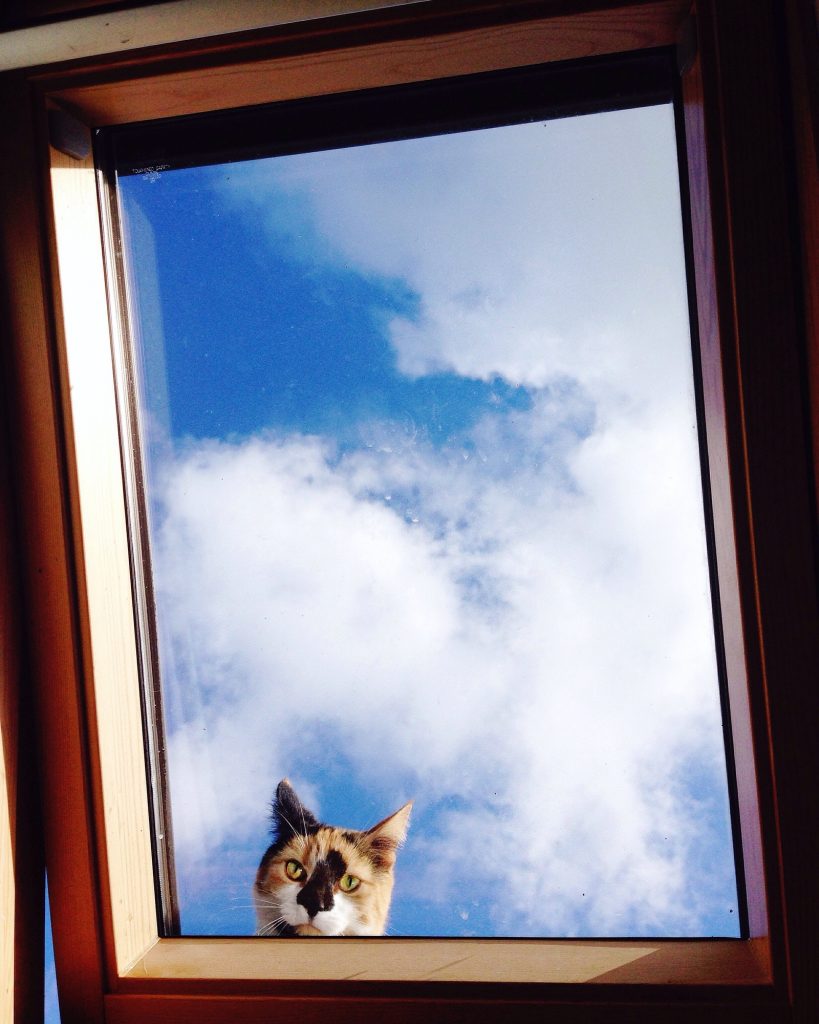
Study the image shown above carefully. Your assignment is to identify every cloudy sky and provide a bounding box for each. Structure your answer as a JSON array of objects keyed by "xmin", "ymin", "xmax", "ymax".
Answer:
[{"xmin": 117, "ymin": 101, "xmax": 739, "ymax": 939}]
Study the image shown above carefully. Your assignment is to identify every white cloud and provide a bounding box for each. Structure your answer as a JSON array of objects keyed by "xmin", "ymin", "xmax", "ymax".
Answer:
[
  {"xmin": 154, "ymin": 394, "xmax": 729, "ymax": 934},
  {"xmin": 226, "ymin": 106, "xmax": 692, "ymax": 412}
]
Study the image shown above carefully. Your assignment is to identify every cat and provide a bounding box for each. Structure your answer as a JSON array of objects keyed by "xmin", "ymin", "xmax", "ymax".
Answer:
[{"xmin": 254, "ymin": 778, "xmax": 412, "ymax": 937}]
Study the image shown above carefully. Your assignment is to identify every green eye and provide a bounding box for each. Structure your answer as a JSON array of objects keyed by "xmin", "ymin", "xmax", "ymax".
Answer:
[
  {"xmin": 285, "ymin": 859, "xmax": 304, "ymax": 881},
  {"xmin": 339, "ymin": 873, "xmax": 360, "ymax": 893}
]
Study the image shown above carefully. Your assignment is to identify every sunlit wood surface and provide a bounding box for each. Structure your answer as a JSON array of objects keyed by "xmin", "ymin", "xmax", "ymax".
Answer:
[
  {"xmin": 125, "ymin": 936, "xmax": 770, "ymax": 985},
  {"xmin": 49, "ymin": 147, "xmax": 157, "ymax": 976}
]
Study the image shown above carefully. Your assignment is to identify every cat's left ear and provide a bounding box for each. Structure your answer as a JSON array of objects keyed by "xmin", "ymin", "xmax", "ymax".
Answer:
[
  {"xmin": 364, "ymin": 800, "xmax": 412, "ymax": 869},
  {"xmin": 272, "ymin": 778, "xmax": 319, "ymax": 839}
]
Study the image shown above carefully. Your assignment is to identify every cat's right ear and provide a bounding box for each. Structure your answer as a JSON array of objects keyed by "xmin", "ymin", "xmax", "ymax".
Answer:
[
  {"xmin": 364, "ymin": 800, "xmax": 413, "ymax": 869},
  {"xmin": 272, "ymin": 778, "xmax": 319, "ymax": 838}
]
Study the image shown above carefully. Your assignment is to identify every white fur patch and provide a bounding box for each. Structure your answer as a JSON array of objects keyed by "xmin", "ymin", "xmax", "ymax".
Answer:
[
  {"xmin": 307, "ymin": 894, "xmax": 356, "ymax": 935},
  {"xmin": 255, "ymin": 882, "xmax": 359, "ymax": 936}
]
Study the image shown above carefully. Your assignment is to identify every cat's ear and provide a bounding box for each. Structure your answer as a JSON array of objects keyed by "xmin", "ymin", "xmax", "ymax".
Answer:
[
  {"xmin": 272, "ymin": 778, "xmax": 319, "ymax": 838},
  {"xmin": 363, "ymin": 800, "xmax": 412, "ymax": 869}
]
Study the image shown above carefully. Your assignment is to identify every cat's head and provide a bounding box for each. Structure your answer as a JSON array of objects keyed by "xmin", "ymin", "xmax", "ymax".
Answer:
[{"xmin": 254, "ymin": 779, "xmax": 412, "ymax": 937}]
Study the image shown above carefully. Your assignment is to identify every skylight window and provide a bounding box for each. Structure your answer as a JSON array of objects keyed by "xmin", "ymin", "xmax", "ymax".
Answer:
[{"xmin": 105, "ymin": 58, "xmax": 740, "ymax": 940}]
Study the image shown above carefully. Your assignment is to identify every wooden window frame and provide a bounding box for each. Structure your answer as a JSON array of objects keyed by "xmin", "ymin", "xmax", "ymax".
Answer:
[{"xmin": 1, "ymin": 1, "xmax": 817, "ymax": 1021}]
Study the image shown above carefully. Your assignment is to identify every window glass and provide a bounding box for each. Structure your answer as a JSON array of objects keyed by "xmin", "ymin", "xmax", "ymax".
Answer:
[
  {"xmin": 114, "ymin": 97, "xmax": 739, "ymax": 938},
  {"xmin": 45, "ymin": 879, "xmax": 60, "ymax": 1022}
]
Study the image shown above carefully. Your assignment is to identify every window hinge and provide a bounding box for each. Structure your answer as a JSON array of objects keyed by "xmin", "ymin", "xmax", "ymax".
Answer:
[
  {"xmin": 48, "ymin": 105, "xmax": 92, "ymax": 160},
  {"xmin": 677, "ymin": 15, "xmax": 698, "ymax": 76}
]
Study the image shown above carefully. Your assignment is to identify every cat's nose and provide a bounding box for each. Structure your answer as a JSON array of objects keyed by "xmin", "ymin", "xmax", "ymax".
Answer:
[
  {"xmin": 296, "ymin": 857, "xmax": 339, "ymax": 917},
  {"xmin": 297, "ymin": 883, "xmax": 334, "ymax": 918}
]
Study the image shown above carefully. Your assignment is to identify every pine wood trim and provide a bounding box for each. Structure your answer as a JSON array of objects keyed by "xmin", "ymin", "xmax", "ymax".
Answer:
[
  {"xmin": 44, "ymin": 0, "xmax": 689, "ymax": 127},
  {"xmin": 48, "ymin": 144, "xmax": 157, "ymax": 978},
  {"xmin": 118, "ymin": 936, "xmax": 770, "ymax": 986}
]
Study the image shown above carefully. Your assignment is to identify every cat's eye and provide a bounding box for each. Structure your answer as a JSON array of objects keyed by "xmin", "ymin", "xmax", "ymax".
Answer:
[
  {"xmin": 339, "ymin": 874, "xmax": 360, "ymax": 893},
  {"xmin": 284, "ymin": 860, "xmax": 304, "ymax": 881}
]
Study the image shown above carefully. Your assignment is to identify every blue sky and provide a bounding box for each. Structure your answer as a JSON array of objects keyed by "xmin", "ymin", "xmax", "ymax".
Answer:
[
  {"xmin": 45, "ymin": 883, "xmax": 59, "ymax": 1022},
  {"xmin": 112, "ymin": 102, "xmax": 740, "ymax": 942}
]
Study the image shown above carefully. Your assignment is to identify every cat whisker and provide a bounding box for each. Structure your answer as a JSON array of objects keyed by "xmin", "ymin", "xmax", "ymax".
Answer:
[{"xmin": 257, "ymin": 916, "xmax": 289, "ymax": 937}]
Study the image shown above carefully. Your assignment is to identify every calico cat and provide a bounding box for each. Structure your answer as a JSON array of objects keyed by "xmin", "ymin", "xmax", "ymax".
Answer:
[{"xmin": 254, "ymin": 779, "xmax": 412, "ymax": 936}]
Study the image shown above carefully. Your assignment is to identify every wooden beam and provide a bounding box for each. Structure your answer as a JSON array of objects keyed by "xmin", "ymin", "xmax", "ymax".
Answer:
[{"xmin": 46, "ymin": 1, "xmax": 688, "ymax": 126}]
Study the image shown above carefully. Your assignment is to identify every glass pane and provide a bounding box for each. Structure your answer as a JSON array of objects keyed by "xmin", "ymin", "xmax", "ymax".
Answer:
[
  {"xmin": 115, "ymin": 99, "xmax": 739, "ymax": 938},
  {"xmin": 45, "ymin": 878, "xmax": 60, "ymax": 1023}
]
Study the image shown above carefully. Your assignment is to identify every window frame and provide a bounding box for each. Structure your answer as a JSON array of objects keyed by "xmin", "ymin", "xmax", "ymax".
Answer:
[
  {"xmin": 1, "ymin": 1, "xmax": 816, "ymax": 1021},
  {"xmin": 99, "ymin": 43, "xmax": 713, "ymax": 949}
]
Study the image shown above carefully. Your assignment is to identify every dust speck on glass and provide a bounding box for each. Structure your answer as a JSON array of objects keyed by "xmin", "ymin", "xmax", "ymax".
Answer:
[{"xmin": 110, "ymin": 67, "xmax": 740, "ymax": 939}]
